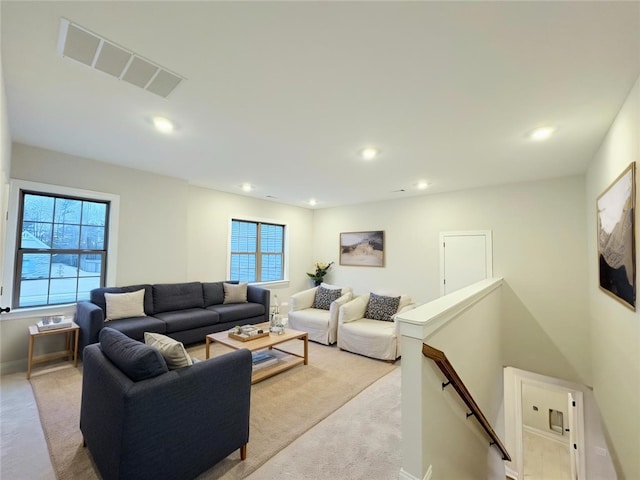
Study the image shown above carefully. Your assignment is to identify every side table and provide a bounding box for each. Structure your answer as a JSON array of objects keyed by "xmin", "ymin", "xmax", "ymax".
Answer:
[{"xmin": 27, "ymin": 322, "xmax": 80, "ymax": 379}]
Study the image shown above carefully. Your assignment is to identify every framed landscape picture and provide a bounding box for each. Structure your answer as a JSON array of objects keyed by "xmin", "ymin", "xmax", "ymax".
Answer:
[
  {"xmin": 597, "ymin": 162, "xmax": 636, "ymax": 310},
  {"xmin": 339, "ymin": 231, "xmax": 384, "ymax": 267}
]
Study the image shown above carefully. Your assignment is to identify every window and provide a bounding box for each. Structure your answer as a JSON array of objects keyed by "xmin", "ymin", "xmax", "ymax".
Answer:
[
  {"xmin": 14, "ymin": 191, "xmax": 110, "ymax": 307},
  {"xmin": 3, "ymin": 180, "xmax": 119, "ymax": 312},
  {"xmin": 230, "ymin": 219, "xmax": 285, "ymax": 282}
]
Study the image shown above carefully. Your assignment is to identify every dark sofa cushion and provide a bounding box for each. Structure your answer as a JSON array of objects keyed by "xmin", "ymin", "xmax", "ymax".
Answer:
[
  {"xmin": 202, "ymin": 282, "xmax": 225, "ymax": 307},
  {"xmin": 104, "ymin": 316, "xmax": 167, "ymax": 341},
  {"xmin": 152, "ymin": 282, "xmax": 204, "ymax": 314},
  {"xmin": 207, "ymin": 302, "xmax": 265, "ymax": 324},
  {"xmin": 155, "ymin": 308, "xmax": 220, "ymax": 333},
  {"xmin": 99, "ymin": 327, "xmax": 168, "ymax": 381},
  {"xmin": 91, "ymin": 284, "xmax": 154, "ymax": 316}
]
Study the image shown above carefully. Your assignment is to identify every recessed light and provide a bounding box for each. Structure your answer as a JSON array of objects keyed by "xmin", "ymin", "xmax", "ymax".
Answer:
[
  {"xmin": 529, "ymin": 126, "xmax": 554, "ymax": 141},
  {"xmin": 360, "ymin": 147, "xmax": 379, "ymax": 160},
  {"xmin": 152, "ymin": 116, "xmax": 174, "ymax": 133},
  {"xmin": 241, "ymin": 183, "xmax": 253, "ymax": 192},
  {"xmin": 308, "ymin": 198, "xmax": 317, "ymax": 206},
  {"xmin": 417, "ymin": 181, "xmax": 429, "ymax": 190}
]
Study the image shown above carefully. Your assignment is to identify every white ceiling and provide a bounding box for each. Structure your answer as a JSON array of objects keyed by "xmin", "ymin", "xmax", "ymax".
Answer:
[{"xmin": 2, "ymin": 1, "xmax": 639, "ymax": 209}]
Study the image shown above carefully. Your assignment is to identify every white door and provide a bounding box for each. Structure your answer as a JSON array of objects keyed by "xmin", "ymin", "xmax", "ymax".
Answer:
[{"xmin": 440, "ymin": 231, "xmax": 492, "ymax": 296}]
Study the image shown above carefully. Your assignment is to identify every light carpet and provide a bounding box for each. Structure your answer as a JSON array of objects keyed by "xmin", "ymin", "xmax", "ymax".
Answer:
[{"xmin": 29, "ymin": 339, "xmax": 397, "ymax": 480}]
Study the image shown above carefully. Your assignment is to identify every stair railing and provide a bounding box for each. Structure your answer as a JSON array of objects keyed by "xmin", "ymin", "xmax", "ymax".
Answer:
[{"xmin": 422, "ymin": 343, "xmax": 511, "ymax": 461}]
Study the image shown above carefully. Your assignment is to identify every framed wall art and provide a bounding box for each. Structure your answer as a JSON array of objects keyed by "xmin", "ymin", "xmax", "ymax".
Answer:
[
  {"xmin": 339, "ymin": 231, "xmax": 384, "ymax": 267},
  {"xmin": 597, "ymin": 162, "xmax": 636, "ymax": 310}
]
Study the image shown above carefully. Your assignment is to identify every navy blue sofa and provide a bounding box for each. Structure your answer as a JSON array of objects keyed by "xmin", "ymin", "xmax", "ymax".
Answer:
[
  {"xmin": 76, "ymin": 281, "xmax": 270, "ymax": 358},
  {"xmin": 81, "ymin": 328, "xmax": 252, "ymax": 480}
]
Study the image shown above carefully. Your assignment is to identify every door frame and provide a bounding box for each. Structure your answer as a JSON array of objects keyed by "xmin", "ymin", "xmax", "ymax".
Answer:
[
  {"xmin": 439, "ymin": 230, "xmax": 493, "ymax": 296},
  {"xmin": 504, "ymin": 367, "xmax": 586, "ymax": 480}
]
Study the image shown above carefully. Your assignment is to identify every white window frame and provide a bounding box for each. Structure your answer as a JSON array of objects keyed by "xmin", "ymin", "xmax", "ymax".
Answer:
[
  {"xmin": 227, "ymin": 215, "xmax": 289, "ymax": 286},
  {"xmin": 1, "ymin": 180, "xmax": 120, "ymax": 317}
]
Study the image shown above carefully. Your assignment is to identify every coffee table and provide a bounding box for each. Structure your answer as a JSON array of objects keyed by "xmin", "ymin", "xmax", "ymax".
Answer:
[{"xmin": 205, "ymin": 322, "xmax": 308, "ymax": 384}]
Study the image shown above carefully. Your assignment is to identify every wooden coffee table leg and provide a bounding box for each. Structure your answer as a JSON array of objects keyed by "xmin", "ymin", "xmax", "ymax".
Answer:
[
  {"xmin": 303, "ymin": 334, "xmax": 308, "ymax": 365},
  {"xmin": 205, "ymin": 337, "xmax": 211, "ymax": 359}
]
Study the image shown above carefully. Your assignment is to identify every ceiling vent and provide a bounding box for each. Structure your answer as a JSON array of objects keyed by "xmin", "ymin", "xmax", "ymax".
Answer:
[{"xmin": 57, "ymin": 18, "xmax": 184, "ymax": 98}]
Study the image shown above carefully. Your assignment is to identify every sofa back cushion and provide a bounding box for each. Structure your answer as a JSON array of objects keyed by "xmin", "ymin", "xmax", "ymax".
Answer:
[
  {"xmin": 91, "ymin": 284, "xmax": 154, "ymax": 316},
  {"xmin": 99, "ymin": 327, "xmax": 168, "ymax": 381},
  {"xmin": 202, "ymin": 281, "xmax": 225, "ymax": 307},
  {"xmin": 152, "ymin": 282, "xmax": 204, "ymax": 314}
]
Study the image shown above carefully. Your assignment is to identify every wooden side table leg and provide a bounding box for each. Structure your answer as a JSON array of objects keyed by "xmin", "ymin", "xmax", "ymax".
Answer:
[
  {"xmin": 65, "ymin": 331, "xmax": 71, "ymax": 360},
  {"xmin": 27, "ymin": 335, "xmax": 34, "ymax": 380},
  {"xmin": 73, "ymin": 329, "xmax": 79, "ymax": 367}
]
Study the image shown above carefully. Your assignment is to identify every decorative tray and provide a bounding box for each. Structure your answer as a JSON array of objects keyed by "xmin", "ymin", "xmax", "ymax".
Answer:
[{"xmin": 228, "ymin": 330, "xmax": 269, "ymax": 342}]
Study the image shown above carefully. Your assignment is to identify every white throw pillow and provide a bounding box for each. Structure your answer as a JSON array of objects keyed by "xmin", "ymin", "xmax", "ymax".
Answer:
[
  {"xmin": 144, "ymin": 332, "xmax": 193, "ymax": 369},
  {"xmin": 104, "ymin": 289, "xmax": 146, "ymax": 321},
  {"xmin": 223, "ymin": 282, "xmax": 248, "ymax": 304}
]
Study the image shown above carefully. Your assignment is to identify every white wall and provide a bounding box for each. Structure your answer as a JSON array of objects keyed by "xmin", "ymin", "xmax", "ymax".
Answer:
[
  {"xmin": 522, "ymin": 382, "xmax": 569, "ymax": 443},
  {"xmin": 11, "ymin": 143, "xmax": 189, "ymax": 285},
  {"xmin": 585, "ymin": 75, "xmax": 640, "ymax": 478},
  {"xmin": 314, "ymin": 175, "xmax": 590, "ymax": 385},
  {"xmin": 186, "ymin": 184, "xmax": 314, "ymax": 303}
]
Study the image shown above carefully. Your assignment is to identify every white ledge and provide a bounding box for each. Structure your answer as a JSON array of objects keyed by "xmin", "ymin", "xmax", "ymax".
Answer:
[{"xmin": 396, "ymin": 277, "xmax": 503, "ymax": 340}]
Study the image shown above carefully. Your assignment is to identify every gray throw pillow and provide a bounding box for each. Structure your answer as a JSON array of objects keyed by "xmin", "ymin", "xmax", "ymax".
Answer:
[
  {"xmin": 365, "ymin": 292, "xmax": 401, "ymax": 321},
  {"xmin": 223, "ymin": 282, "xmax": 248, "ymax": 304},
  {"xmin": 312, "ymin": 286, "xmax": 342, "ymax": 310}
]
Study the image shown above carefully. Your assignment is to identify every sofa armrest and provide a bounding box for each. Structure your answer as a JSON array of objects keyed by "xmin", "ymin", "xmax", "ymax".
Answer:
[
  {"xmin": 75, "ymin": 301, "xmax": 105, "ymax": 359},
  {"xmin": 289, "ymin": 287, "xmax": 317, "ymax": 312},
  {"xmin": 339, "ymin": 295, "xmax": 368, "ymax": 324},
  {"xmin": 247, "ymin": 285, "xmax": 270, "ymax": 322},
  {"xmin": 328, "ymin": 291, "xmax": 353, "ymax": 333}
]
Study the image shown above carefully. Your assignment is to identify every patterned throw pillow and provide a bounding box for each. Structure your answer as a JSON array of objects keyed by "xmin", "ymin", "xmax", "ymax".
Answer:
[
  {"xmin": 365, "ymin": 292, "xmax": 401, "ymax": 321},
  {"xmin": 312, "ymin": 286, "xmax": 342, "ymax": 310}
]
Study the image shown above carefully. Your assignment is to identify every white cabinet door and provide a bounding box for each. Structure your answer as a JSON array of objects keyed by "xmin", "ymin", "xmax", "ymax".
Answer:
[{"xmin": 440, "ymin": 231, "xmax": 492, "ymax": 296}]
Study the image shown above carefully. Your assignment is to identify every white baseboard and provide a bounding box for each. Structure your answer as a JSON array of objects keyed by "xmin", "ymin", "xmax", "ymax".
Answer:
[
  {"xmin": 399, "ymin": 465, "xmax": 432, "ymax": 480},
  {"xmin": 523, "ymin": 425, "xmax": 570, "ymax": 447}
]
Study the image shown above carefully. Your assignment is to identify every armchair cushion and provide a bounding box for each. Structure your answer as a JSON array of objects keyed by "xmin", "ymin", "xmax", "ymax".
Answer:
[
  {"xmin": 99, "ymin": 327, "xmax": 168, "ymax": 381},
  {"xmin": 365, "ymin": 292, "xmax": 401, "ymax": 321},
  {"xmin": 144, "ymin": 332, "xmax": 192, "ymax": 369},
  {"xmin": 312, "ymin": 286, "xmax": 343, "ymax": 310}
]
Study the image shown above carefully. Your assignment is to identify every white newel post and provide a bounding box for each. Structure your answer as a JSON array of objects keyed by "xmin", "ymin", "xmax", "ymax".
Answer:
[{"xmin": 396, "ymin": 322, "xmax": 432, "ymax": 480}]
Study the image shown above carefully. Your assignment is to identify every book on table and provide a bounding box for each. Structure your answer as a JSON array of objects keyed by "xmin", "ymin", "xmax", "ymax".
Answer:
[{"xmin": 251, "ymin": 351, "xmax": 278, "ymax": 371}]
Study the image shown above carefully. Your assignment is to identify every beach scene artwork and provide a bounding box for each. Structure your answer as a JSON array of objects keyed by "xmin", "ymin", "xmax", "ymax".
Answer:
[{"xmin": 340, "ymin": 231, "xmax": 384, "ymax": 267}]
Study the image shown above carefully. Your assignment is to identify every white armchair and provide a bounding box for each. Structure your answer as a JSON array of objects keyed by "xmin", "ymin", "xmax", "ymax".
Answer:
[
  {"xmin": 337, "ymin": 292, "xmax": 415, "ymax": 361},
  {"xmin": 288, "ymin": 284, "xmax": 353, "ymax": 345}
]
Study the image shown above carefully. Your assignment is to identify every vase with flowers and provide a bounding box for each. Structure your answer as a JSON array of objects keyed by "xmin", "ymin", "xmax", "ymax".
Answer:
[{"xmin": 307, "ymin": 261, "xmax": 334, "ymax": 286}]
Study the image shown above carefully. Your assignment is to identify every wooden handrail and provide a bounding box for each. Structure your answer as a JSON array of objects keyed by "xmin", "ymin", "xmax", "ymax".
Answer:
[{"xmin": 422, "ymin": 343, "xmax": 511, "ymax": 461}]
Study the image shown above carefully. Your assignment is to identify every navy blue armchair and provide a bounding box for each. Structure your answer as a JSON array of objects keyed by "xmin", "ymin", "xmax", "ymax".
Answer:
[{"xmin": 80, "ymin": 331, "xmax": 252, "ymax": 480}]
